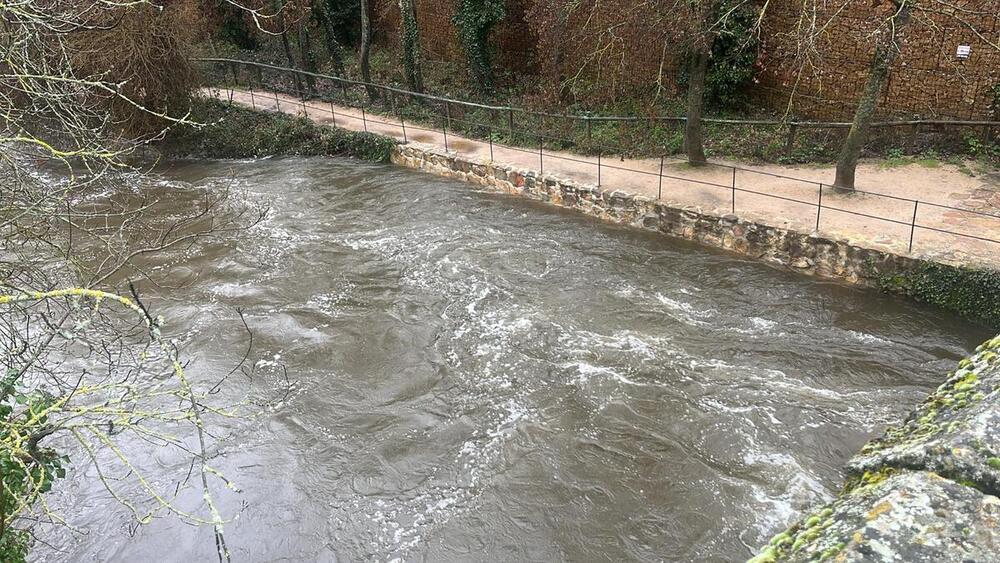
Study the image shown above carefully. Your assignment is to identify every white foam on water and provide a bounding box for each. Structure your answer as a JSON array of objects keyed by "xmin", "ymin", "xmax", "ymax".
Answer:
[
  {"xmin": 360, "ymin": 399, "xmax": 533, "ymax": 561},
  {"xmin": 741, "ymin": 450, "xmax": 832, "ymax": 537},
  {"xmin": 565, "ymin": 361, "xmax": 647, "ymax": 387},
  {"xmin": 654, "ymin": 292, "xmax": 714, "ymax": 326},
  {"xmin": 847, "ymin": 330, "xmax": 893, "ymax": 346}
]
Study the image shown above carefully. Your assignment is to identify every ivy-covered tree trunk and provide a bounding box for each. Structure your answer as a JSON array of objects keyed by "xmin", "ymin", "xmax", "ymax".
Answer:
[
  {"xmin": 360, "ymin": 0, "xmax": 378, "ymax": 101},
  {"xmin": 314, "ymin": 1, "xmax": 345, "ymax": 76},
  {"xmin": 398, "ymin": 0, "xmax": 424, "ymax": 93},
  {"xmin": 684, "ymin": 43, "xmax": 711, "ymax": 165},
  {"xmin": 297, "ymin": 17, "xmax": 318, "ymax": 95},
  {"xmin": 833, "ymin": 3, "xmax": 912, "ymax": 191},
  {"xmin": 276, "ymin": 0, "xmax": 303, "ymax": 96},
  {"xmin": 453, "ymin": 0, "xmax": 505, "ymax": 96}
]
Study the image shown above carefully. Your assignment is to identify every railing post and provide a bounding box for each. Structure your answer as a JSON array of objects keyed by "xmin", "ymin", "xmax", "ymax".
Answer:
[
  {"xmin": 815, "ymin": 184, "xmax": 823, "ymax": 232},
  {"xmin": 443, "ymin": 114, "xmax": 449, "ymax": 152},
  {"xmin": 539, "ymin": 136, "xmax": 544, "ymax": 174},
  {"xmin": 785, "ymin": 123, "xmax": 797, "ymax": 154},
  {"xmin": 274, "ymin": 90, "xmax": 280, "ymax": 111},
  {"xmin": 508, "ymin": 108, "xmax": 515, "ymax": 142},
  {"xmin": 908, "ymin": 200, "xmax": 919, "ymax": 253},
  {"xmin": 731, "ymin": 167, "xmax": 737, "ymax": 214},
  {"xmin": 390, "ymin": 91, "xmax": 406, "ymax": 143},
  {"xmin": 658, "ymin": 155, "xmax": 664, "ymax": 200},
  {"xmin": 249, "ymin": 86, "xmax": 256, "ymax": 110},
  {"xmin": 330, "ymin": 100, "xmax": 337, "ymax": 126},
  {"xmin": 597, "ymin": 151, "xmax": 602, "ymax": 188},
  {"xmin": 488, "ymin": 128, "xmax": 494, "ymax": 162},
  {"xmin": 445, "ymin": 102, "xmax": 452, "ymax": 133},
  {"xmin": 361, "ymin": 105, "xmax": 368, "ymax": 133}
]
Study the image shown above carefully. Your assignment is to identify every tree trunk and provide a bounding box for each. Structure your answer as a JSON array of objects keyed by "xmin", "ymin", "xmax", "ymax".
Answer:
[
  {"xmin": 834, "ymin": 3, "xmax": 912, "ymax": 191},
  {"xmin": 360, "ymin": 0, "xmax": 378, "ymax": 101},
  {"xmin": 297, "ymin": 17, "xmax": 318, "ymax": 95},
  {"xmin": 684, "ymin": 44, "xmax": 710, "ymax": 165},
  {"xmin": 314, "ymin": 1, "xmax": 345, "ymax": 75},
  {"xmin": 398, "ymin": 0, "xmax": 423, "ymax": 93},
  {"xmin": 276, "ymin": 1, "xmax": 303, "ymax": 96}
]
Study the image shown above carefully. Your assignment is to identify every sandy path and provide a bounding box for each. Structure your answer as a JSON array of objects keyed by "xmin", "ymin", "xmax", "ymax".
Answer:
[{"xmin": 205, "ymin": 87, "xmax": 1000, "ymax": 270}]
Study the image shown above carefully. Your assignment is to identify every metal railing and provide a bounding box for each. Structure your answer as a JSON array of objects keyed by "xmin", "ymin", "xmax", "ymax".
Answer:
[{"xmin": 196, "ymin": 58, "xmax": 1000, "ymax": 257}]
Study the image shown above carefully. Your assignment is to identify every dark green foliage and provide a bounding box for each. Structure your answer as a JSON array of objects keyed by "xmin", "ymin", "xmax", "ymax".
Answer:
[
  {"xmin": 162, "ymin": 99, "xmax": 396, "ymax": 161},
  {"xmin": 873, "ymin": 262, "xmax": 1000, "ymax": 328},
  {"xmin": 0, "ymin": 529, "xmax": 28, "ymax": 563},
  {"xmin": 452, "ymin": 0, "xmax": 505, "ymax": 94},
  {"xmin": 1, "ymin": 368, "xmax": 69, "ymax": 563},
  {"xmin": 677, "ymin": 1, "xmax": 759, "ymax": 110},
  {"xmin": 316, "ymin": 0, "xmax": 362, "ymax": 46},
  {"xmin": 217, "ymin": 6, "xmax": 259, "ymax": 51}
]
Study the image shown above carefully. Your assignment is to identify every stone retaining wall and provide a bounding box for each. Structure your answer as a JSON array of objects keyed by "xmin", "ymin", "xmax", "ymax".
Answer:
[{"xmin": 392, "ymin": 143, "xmax": 928, "ymax": 290}]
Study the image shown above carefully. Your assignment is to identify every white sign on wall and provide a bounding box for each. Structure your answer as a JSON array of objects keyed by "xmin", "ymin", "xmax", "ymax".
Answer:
[{"xmin": 956, "ymin": 45, "xmax": 971, "ymax": 59}]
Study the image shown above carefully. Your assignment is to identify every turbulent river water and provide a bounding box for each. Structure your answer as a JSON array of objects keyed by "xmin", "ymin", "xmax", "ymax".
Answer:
[{"xmin": 44, "ymin": 157, "xmax": 987, "ymax": 562}]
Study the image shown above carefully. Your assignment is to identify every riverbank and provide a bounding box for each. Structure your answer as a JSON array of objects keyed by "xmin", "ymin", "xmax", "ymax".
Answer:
[
  {"xmin": 161, "ymin": 98, "xmax": 395, "ymax": 161},
  {"xmin": 748, "ymin": 332, "xmax": 1000, "ymax": 562},
  {"xmin": 189, "ymin": 90, "xmax": 1000, "ymax": 327}
]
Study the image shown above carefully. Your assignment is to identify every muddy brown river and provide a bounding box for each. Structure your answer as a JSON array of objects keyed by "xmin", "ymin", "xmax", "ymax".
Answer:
[{"xmin": 42, "ymin": 157, "xmax": 987, "ymax": 562}]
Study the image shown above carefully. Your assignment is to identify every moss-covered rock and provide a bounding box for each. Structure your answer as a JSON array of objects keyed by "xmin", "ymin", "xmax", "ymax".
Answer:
[
  {"xmin": 749, "ymin": 333, "xmax": 1000, "ymax": 562},
  {"xmin": 847, "ymin": 338, "xmax": 1000, "ymax": 497},
  {"xmin": 751, "ymin": 471, "xmax": 1000, "ymax": 562},
  {"xmin": 160, "ymin": 98, "xmax": 397, "ymax": 162}
]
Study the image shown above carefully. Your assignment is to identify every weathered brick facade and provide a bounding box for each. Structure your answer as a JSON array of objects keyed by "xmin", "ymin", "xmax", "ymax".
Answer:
[{"xmin": 374, "ymin": 0, "xmax": 1000, "ymax": 120}]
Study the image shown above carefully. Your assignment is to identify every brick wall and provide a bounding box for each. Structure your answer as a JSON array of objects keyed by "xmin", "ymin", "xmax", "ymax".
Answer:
[
  {"xmin": 756, "ymin": 0, "xmax": 1000, "ymax": 119},
  {"xmin": 374, "ymin": 0, "xmax": 1000, "ymax": 120}
]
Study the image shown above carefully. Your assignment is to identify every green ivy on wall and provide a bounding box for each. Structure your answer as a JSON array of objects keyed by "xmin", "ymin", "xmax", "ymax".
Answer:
[
  {"xmin": 678, "ymin": 0, "xmax": 760, "ymax": 111},
  {"xmin": 452, "ymin": 0, "xmax": 505, "ymax": 94},
  {"xmin": 872, "ymin": 262, "xmax": 1000, "ymax": 328}
]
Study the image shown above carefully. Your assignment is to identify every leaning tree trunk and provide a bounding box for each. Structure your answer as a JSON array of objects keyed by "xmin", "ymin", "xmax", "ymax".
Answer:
[
  {"xmin": 360, "ymin": 0, "xmax": 378, "ymax": 101},
  {"xmin": 684, "ymin": 43, "xmax": 711, "ymax": 165},
  {"xmin": 834, "ymin": 3, "xmax": 912, "ymax": 191},
  {"xmin": 398, "ymin": 0, "xmax": 424, "ymax": 93}
]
